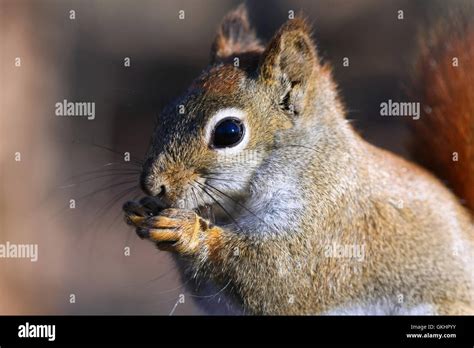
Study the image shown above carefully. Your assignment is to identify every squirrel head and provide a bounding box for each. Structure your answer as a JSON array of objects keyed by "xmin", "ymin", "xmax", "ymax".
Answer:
[{"xmin": 141, "ymin": 4, "xmax": 339, "ymax": 209}]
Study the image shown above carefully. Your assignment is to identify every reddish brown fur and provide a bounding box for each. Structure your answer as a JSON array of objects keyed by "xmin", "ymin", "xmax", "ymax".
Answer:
[
  {"xmin": 411, "ymin": 18, "xmax": 474, "ymax": 214},
  {"xmin": 211, "ymin": 4, "xmax": 263, "ymax": 63},
  {"xmin": 193, "ymin": 65, "xmax": 245, "ymax": 95}
]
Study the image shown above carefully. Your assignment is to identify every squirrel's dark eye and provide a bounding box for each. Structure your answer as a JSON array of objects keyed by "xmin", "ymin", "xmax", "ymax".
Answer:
[{"xmin": 212, "ymin": 117, "xmax": 245, "ymax": 148}]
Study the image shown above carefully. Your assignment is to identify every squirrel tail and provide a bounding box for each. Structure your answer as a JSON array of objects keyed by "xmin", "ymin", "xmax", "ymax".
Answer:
[{"xmin": 410, "ymin": 10, "xmax": 474, "ymax": 214}]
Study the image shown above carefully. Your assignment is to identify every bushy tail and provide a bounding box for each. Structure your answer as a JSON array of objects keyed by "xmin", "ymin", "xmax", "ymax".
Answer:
[{"xmin": 411, "ymin": 10, "xmax": 474, "ymax": 214}]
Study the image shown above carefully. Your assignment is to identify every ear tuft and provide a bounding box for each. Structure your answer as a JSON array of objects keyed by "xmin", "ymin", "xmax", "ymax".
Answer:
[
  {"xmin": 259, "ymin": 17, "xmax": 317, "ymax": 83},
  {"xmin": 258, "ymin": 17, "xmax": 319, "ymax": 116},
  {"xmin": 211, "ymin": 4, "xmax": 264, "ymax": 63}
]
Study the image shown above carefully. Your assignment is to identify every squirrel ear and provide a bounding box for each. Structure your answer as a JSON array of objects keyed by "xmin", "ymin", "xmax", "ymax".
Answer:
[
  {"xmin": 210, "ymin": 4, "xmax": 263, "ymax": 64},
  {"xmin": 258, "ymin": 18, "xmax": 318, "ymax": 116}
]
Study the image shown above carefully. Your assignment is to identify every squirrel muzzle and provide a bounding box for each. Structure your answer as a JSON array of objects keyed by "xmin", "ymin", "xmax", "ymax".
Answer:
[{"xmin": 140, "ymin": 158, "xmax": 198, "ymax": 208}]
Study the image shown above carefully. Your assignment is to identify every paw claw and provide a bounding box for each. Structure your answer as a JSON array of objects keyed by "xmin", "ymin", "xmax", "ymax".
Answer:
[
  {"xmin": 136, "ymin": 227, "xmax": 150, "ymax": 239},
  {"xmin": 123, "ymin": 203, "xmax": 203, "ymax": 254}
]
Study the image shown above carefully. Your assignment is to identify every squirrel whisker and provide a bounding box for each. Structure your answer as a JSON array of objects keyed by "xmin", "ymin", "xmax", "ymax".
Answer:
[
  {"xmin": 199, "ymin": 180, "xmax": 272, "ymax": 232},
  {"xmin": 61, "ymin": 172, "xmax": 139, "ymax": 188},
  {"xmin": 192, "ymin": 181, "xmax": 243, "ymax": 233}
]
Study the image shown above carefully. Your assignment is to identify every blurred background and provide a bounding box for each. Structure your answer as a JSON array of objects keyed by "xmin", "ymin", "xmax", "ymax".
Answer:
[{"xmin": 0, "ymin": 0, "xmax": 465, "ymax": 314}]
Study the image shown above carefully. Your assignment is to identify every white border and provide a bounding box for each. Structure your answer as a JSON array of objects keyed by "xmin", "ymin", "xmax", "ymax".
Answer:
[{"xmin": 204, "ymin": 107, "xmax": 249, "ymax": 154}]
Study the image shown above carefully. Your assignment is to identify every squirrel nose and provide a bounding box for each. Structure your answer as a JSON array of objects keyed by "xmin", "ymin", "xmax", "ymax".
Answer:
[
  {"xmin": 140, "ymin": 158, "xmax": 167, "ymax": 197},
  {"xmin": 140, "ymin": 179, "xmax": 166, "ymax": 198},
  {"xmin": 140, "ymin": 169, "xmax": 166, "ymax": 197},
  {"xmin": 157, "ymin": 185, "xmax": 166, "ymax": 197}
]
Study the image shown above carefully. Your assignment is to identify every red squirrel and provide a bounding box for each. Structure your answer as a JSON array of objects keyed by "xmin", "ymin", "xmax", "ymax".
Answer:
[{"xmin": 123, "ymin": 5, "xmax": 474, "ymax": 315}]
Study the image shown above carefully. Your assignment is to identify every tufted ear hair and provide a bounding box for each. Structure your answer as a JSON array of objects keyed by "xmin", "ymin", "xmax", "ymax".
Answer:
[
  {"xmin": 258, "ymin": 18, "xmax": 319, "ymax": 116},
  {"xmin": 210, "ymin": 4, "xmax": 264, "ymax": 66}
]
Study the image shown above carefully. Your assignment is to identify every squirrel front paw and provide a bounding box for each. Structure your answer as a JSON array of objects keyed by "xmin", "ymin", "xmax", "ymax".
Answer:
[
  {"xmin": 123, "ymin": 200, "xmax": 210, "ymax": 254},
  {"xmin": 143, "ymin": 209, "xmax": 204, "ymax": 254}
]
